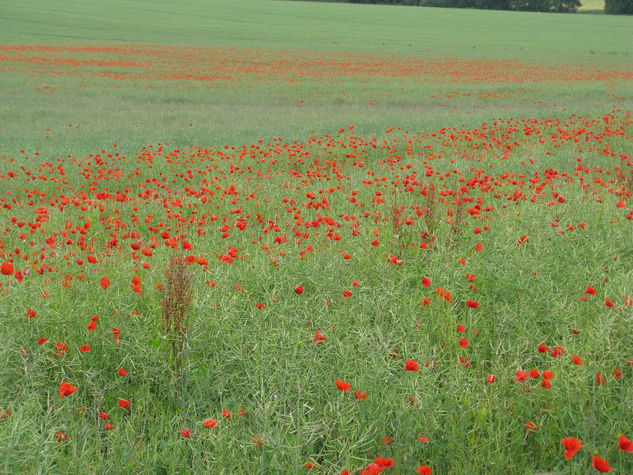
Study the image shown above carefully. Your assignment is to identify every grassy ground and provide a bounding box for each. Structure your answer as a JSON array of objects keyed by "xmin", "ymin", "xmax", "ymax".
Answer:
[{"xmin": 1, "ymin": 0, "xmax": 632, "ymax": 473}]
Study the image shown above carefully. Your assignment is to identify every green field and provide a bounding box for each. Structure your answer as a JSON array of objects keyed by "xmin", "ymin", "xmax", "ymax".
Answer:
[{"xmin": 1, "ymin": 1, "xmax": 632, "ymax": 473}]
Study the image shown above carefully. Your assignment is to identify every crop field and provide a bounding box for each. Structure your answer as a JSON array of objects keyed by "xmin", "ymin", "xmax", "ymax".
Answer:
[{"xmin": 1, "ymin": 0, "xmax": 632, "ymax": 473}]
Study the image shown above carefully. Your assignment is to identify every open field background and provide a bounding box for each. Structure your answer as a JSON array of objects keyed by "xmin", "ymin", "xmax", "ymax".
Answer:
[{"xmin": 1, "ymin": 0, "xmax": 632, "ymax": 473}]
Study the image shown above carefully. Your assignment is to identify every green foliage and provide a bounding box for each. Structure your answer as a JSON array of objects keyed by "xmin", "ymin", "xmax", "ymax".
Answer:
[{"xmin": 605, "ymin": 0, "xmax": 633, "ymax": 13}]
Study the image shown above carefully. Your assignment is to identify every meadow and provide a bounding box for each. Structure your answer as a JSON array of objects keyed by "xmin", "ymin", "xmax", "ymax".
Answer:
[{"xmin": 0, "ymin": 0, "xmax": 632, "ymax": 473}]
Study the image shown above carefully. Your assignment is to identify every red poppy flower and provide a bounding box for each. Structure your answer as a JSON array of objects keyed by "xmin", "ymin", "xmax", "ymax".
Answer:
[
  {"xmin": 335, "ymin": 380, "xmax": 351, "ymax": 392},
  {"xmin": 118, "ymin": 368, "xmax": 128, "ymax": 377},
  {"xmin": 202, "ymin": 418, "xmax": 217, "ymax": 428},
  {"xmin": 542, "ymin": 370, "xmax": 554, "ymax": 380},
  {"xmin": 305, "ymin": 462, "xmax": 316, "ymax": 470},
  {"xmin": 592, "ymin": 456, "xmax": 612, "ymax": 473},
  {"xmin": 541, "ymin": 379, "xmax": 552, "ymax": 389},
  {"xmin": 537, "ymin": 343, "xmax": 550, "ymax": 353},
  {"xmin": 561, "ymin": 437, "xmax": 582, "ymax": 459},
  {"xmin": 585, "ymin": 286, "xmax": 597, "ymax": 295},
  {"xmin": 459, "ymin": 338, "xmax": 469, "ymax": 348},
  {"xmin": 419, "ymin": 435, "xmax": 429, "ymax": 443},
  {"xmin": 99, "ymin": 411, "xmax": 109, "ymax": 420},
  {"xmin": 26, "ymin": 308, "xmax": 36, "ymax": 319},
  {"xmin": 374, "ymin": 457, "xmax": 394, "ymax": 468},
  {"xmin": 524, "ymin": 422, "xmax": 537, "ymax": 432},
  {"xmin": 422, "ymin": 277, "xmax": 431, "ymax": 287},
  {"xmin": 100, "ymin": 277, "xmax": 110, "ymax": 290},
  {"xmin": 118, "ymin": 399, "xmax": 130, "ymax": 409},
  {"xmin": 354, "ymin": 390, "xmax": 368, "ymax": 400},
  {"xmin": 528, "ymin": 369, "xmax": 540, "ymax": 379},
  {"xmin": 38, "ymin": 338, "xmax": 48, "ymax": 345},
  {"xmin": 457, "ymin": 324, "xmax": 466, "ymax": 333},
  {"xmin": 55, "ymin": 431, "xmax": 67, "ymax": 442},
  {"xmin": 619, "ymin": 434, "xmax": 633, "ymax": 453},
  {"xmin": 605, "ymin": 298, "xmax": 614, "ymax": 307},
  {"xmin": 550, "ymin": 346, "xmax": 565, "ymax": 357},
  {"xmin": 59, "ymin": 381, "xmax": 77, "ymax": 398},
  {"xmin": 466, "ymin": 300, "xmax": 479, "ymax": 308},
  {"xmin": 105, "ymin": 423, "xmax": 114, "ymax": 430},
  {"xmin": 514, "ymin": 370, "xmax": 528, "ymax": 382},
  {"xmin": 381, "ymin": 437, "xmax": 394, "ymax": 445},
  {"xmin": 222, "ymin": 408, "xmax": 231, "ymax": 418},
  {"xmin": 1, "ymin": 261, "xmax": 13, "ymax": 275},
  {"xmin": 313, "ymin": 331, "xmax": 326, "ymax": 344},
  {"xmin": 417, "ymin": 466, "xmax": 432, "ymax": 475},
  {"xmin": 571, "ymin": 355, "xmax": 583, "ymax": 366},
  {"xmin": 486, "ymin": 374, "xmax": 495, "ymax": 383},
  {"xmin": 404, "ymin": 360, "xmax": 419, "ymax": 372},
  {"xmin": 294, "ymin": 285, "xmax": 304, "ymax": 294},
  {"xmin": 79, "ymin": 344, "xmax": 91, "ymax": 353},
  {"xmin": 596, "ymin": 372, "xmax": 606, "ymax": 384},
  {"xmin": 613, "ymin": 368, "xmax": 621, "ymax": 379},
  {"xmin": 180, "ymin": 429, "xmax": 191, "ymax": 438}
]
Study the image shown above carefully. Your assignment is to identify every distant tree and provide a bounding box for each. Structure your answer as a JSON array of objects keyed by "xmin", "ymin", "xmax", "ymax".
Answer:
[
  {"xmin": 605, "ymin": 0, "xmax": 633, "ymax": 13},
  {"xmin": 511, "ymin": 0, "xmax": 580, "ymax": 11}
]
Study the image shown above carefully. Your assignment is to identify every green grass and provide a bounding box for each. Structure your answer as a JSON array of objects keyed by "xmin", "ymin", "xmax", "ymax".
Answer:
[
  {"xmin": 1, "ymin": 0, "xmax": 633, "ymax": 473},
  {"xmin": 1, "ymin": 0, "xmax": 631, "ymax": 62}
]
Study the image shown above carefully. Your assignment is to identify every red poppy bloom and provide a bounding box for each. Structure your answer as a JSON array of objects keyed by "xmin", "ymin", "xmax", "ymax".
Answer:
[
  {"xmin": 79, "ymin": 344, "xmax": 91, "ymax": 353},
  {"xmin": 537, "ymin": 343, "xmax": 550, "ymax": 353},
  {"xmin": 381, "ymin": 437, "xmax": 394, "ymax": 445},
  {"xmin": 524, "ymin": 422, "xmax": 537, "ymax": 432},
  {"xmin": 528, "ymin": 369, "xmax": 540, "ymax": 379},
  {"xmin": 417, "ymin": 466, "xmax": 432, "ymax": 475},
  {"xmin": 335, "ymin": 380, "xmax": 351, "ymax": 392},
  {"xmin": 514, "ymin": 370, "xmax": 528, "ymax": 382},
  {"xmin": 585, "ymin": 286, "xmax": 597, "ymax": 295},
  {"xmin": 550, "ymin": 346, "xmax": 565, "ymax": 357},
  {"xmin": 59, "ymin": 381, "xmax": 77, "ymax": 398},
  {"xmin": 105, "ymin": 423, "xmax": 114, "ymax": 430},
  {"xmin": 605, "ymin": 298, "xmax": 614, "ymax": 307},
  {"xmin": 466, "ymin": 300, "xmax": 479, "ymax": 308},
  {"xmin": 619, "ymin": 434, "xmax": 633, "ymax": 453},
  {"xmin": 542, "ymin": 370, "xmax": 554, "ymax": 380},
  {"xmin": 592, "ymin": 456, "xmax": 612, "ymax": 473},
  {"xmin": 180, "ymin": 429, "xmax": 191, "ymax": 438},
  {"xmin": 222, "ymin": 408, "xmax": 231, "ymax": 418},
  {"xmin": 459, "ymin": 338, "xmax": 469, "ymax": 348},
  {"xmin": 295, "ymin": 285, "xmax": 304, "ymax": 294},
  {"xmin": 561, "ymin": 437, "xmax": 582, "ymax": 460},
  {"xmin": 419, "ymin": 435, "xmax": 429, "ymax": 443},
  {"xmin": 613, "ymin": 368, "xmax": 621, "ymax": 379},
  {"xmin": 374, "ymin": 457, "xmax": 394, "ymax": 468},
  {"xmin": 118, "ymin": 368, "xmax": 128, "ymax": 376},
  {"xmin": 457, "ymin": 324, "xmax": 466, "ymax": 333},
  {"xmin": 99, "ymin": 411, "xmax": 109, "ymax": 420},
  {"xmin": 55, "ymin": 431, "xmax": 67, "ymax": 442},
  {"xmin": 202, "ymin": 418, "xmax": 217, "ymax": 428},
  {"xmin": 38, "ymin": 338, "xmax": 48, "ymax": 345},
  {"xmin": 118, "ymin": 399, "xmax": 130, "ymax": 409},
  {"xmin": 404, "ymin": 360, "xmax": 419, "ymax": 372},
  {"xmin": 100, "ymin": 277, "xmax": 110, "ymax": 290},
  {"xmin": 26, "ymin": 308, "xmax": 36, "ymax": 319},
  {"xmin": 1, "ymin": 261, "xmax": 13, "ymax": 275},
  {"xmin": 571, "ymin": 355, "xmax": 583, "ymax": 366},
  {"xmin": 596, "ymin": 372, "xmax": 606, "ymax": 384},
  {"xmin": 422, "ymin": 277, "xmax": 431, "ymax": 287},
  {"xmin": 354, "ymin": 390, "xmax": 368, "ymax": 400},
  {"xmin": 486, "ymin": 374, "xmax": 496, "ymax": 383}
]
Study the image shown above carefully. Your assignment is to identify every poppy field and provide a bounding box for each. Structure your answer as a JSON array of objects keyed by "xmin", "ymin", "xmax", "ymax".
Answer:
[{"xmin": 1, "ymin": 0, "xmax": 632, "ymax": 473}]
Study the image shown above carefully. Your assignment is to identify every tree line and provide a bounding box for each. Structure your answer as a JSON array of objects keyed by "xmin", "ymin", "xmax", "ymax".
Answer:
[{"xmin": 300, "ymin": 0, "xmax": 633, "ymax": 14}]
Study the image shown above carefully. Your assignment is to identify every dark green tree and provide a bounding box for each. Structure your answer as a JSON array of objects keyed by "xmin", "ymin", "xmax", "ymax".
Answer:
[{"xmin": 605, "ymin": 0, "xmax": 633, "ymax": 13}]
